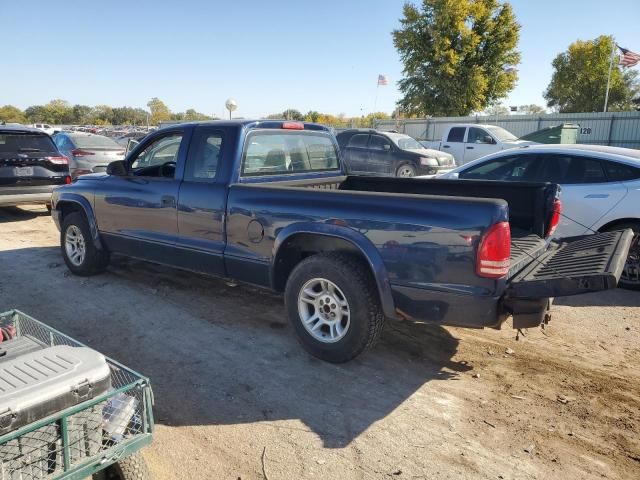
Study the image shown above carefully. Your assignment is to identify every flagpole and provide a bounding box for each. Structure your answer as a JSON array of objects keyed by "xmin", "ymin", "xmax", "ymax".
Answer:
[
  {"xmin": 373, "ymin": 83, "xmax": 380, "ymax": 113},
  {"xmin": 604, "ymin": 37, "xmax": 616, "ymax": 112}
]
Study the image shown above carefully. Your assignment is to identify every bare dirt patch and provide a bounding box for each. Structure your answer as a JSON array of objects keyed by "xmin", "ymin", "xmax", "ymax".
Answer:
[{"xmin": 0, "ymin": 205, "xmax": 638, "ymax": 479}]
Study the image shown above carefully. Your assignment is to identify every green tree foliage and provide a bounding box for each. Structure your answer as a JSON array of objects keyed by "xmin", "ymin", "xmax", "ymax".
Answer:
[
  {"xmin": 0, "ymin": 105, "xmax": 26, "ymax": 123},
  {"xmin": 393, "ymin": 0, "xmax": 520, "ymax": 116},
  {"xmin": 147, "ymin": 97, "xmax": 171, "ymax": 124},
  {"xmin": 544, "ymin": 36, "xmax": 638, "ymax": 112}
]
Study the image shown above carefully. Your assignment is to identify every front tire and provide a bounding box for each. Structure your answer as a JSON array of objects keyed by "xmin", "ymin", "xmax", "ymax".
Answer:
[
  {"xmin": 61, "ymin": 212, "xmax": 110, "ymax": 276},
  {"xmin": 396, "ymin": 164, "xmax": 416, "ymax": 177},
  {"xmin": 285, "ymin": 252, "xmax": 385, "ymax": 363},
  {"xmin": 604, "ymin": 222, "xmax": 640, "ymax": 290}
]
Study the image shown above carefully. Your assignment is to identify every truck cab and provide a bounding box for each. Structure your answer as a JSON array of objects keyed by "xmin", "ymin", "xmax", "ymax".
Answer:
[{"xmin": 434, "ymin": 124, "xmax": 535, "ymax": 165}]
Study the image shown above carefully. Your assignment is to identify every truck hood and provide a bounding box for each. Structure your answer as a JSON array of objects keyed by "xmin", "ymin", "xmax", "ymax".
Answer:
[{"xmin": 405, "ymin": 148, "xmax": 456, "ymax": 166}]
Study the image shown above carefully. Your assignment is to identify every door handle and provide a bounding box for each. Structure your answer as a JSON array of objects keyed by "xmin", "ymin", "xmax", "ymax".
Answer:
[
  {"xmin": 442, "ymin": 145, "xmax": 450, "ymax": 148},
  {"xmin": 466, "ymin": 146, "xmax": 474, "ymax": 149},
  {"xmin": 584, "ymin": 194, "xmax": 609, "ymax": 199},
  {"xmin": 160, "ymin": 195, "xmax": 176, "ymax": 207}
]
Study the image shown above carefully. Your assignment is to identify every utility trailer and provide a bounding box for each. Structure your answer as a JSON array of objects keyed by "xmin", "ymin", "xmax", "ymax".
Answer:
[{"xmin": 0, "ymin": 310, "xmax": 153, "ymax": 480}]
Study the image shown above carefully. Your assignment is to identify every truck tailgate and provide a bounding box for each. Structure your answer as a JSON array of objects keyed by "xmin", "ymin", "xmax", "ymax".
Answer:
[{"xmin": 507, "ymin": 229, "xmax": 633, "ymax": 298}]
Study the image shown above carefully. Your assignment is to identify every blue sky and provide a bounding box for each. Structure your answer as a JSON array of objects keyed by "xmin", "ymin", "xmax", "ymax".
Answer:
[{"xmin": 2, "ymin": 0, "xmax": 639, "ymax": 118}]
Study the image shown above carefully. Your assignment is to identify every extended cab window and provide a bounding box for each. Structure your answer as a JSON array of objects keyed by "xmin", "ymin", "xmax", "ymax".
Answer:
[
  {"xmin": 242, "ymin": 131, "xmax": 339, "ymax": 176},
  {"xmin": 184, "ymin": 130, "xmax": 223, "ymax": 182},
  {"xmin": 130, "ymin": 133, "xmax": 183, "ymax": 178},
  {"xmin": 447, "ymin": 127, "xmax": 465, "ymax": 142}
]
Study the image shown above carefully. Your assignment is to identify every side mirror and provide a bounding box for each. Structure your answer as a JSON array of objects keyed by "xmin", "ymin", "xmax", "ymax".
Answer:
[
  {"xmin": 126, "ymin": 138, "xmax": 140, "ymax": 155},
  {"xmin": 107, "ymin": 160, "xmax": 128, "ymax": 176},
  {"xmin": 484, "ymin": 135, "xmax": 495, "ymax": 144},
  {"xmin": 383, "ymin": 144, "xmax": 391, "ymax": 151}
]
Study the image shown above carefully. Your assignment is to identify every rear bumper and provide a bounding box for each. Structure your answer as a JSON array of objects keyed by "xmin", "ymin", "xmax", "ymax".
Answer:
[
  {"xmin": 391, "ymin": 284, "xmax": 505, "ymax": 328},
  {"xmin": 0, "ymin": 186, "xmax": 54, "ymax": 206}
]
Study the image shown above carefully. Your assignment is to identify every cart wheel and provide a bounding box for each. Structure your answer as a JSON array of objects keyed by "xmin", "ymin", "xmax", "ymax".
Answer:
[{"xmin": 96, "ymin": 452, "xmax": 151, "ymax": 480}]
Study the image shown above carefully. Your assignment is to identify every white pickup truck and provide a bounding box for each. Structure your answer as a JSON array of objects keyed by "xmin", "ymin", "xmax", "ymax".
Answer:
[{"xmin": 423, "ymin": 124, "xmax": 536, "ymax": 166}]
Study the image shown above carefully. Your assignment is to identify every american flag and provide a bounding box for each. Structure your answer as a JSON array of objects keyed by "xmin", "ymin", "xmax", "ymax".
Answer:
[
  {"xmin": 377, "ymin": 74, "xmax": 389, "ymax": 86},
  {"xmin": 618, "ymin": 45, "xmax": 640, "ymax": 68}
]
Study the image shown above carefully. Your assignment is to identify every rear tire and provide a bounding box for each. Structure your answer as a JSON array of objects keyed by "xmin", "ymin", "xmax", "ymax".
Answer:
[
  {"xmin": 603, "ymin": 222, "xmax": 640, "ymax": 290},
  {"xmin": 396, "ymin": 164, "xmax": 416, "ymax": 177},
  {"xmin": 61, "ymin": 211, "xmax": 110, "ymax": 276},
  {"xmin": 285, "ymin": 252, "xmax": 385, "ymax": 363}
]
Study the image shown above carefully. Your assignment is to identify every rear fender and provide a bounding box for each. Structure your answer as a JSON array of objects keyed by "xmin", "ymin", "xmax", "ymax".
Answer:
[
  {"xmin": 272, "ymin": 222, "xmax": 398, "ymax": 320},
  {"xmin": 55, "ymin": 193, "xmax": 104, "ymax": 250}
]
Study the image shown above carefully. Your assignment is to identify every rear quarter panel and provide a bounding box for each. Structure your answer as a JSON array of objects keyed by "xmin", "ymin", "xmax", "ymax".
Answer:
[{"xmin": 225, "ymin": 183, "xmax": 508, "ymax": 302}]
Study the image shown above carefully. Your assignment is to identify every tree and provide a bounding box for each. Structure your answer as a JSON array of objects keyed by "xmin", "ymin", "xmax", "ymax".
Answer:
[
  {"xmin": 146, "ymin": 97, "xmax": 171, "ymax": 125},
  {"xmin": 518, "ymin": 104, "xmax": 545, "ymax": 115},
  {"xmin": 304, "ymin": 111, "xmax": 320, "ymax": 123},
  {"xmin": 544, "ymin": 36, "xmax": 637, "ymax": 112},
  {"xmin": 482, "ymin": 104, "xmax": 510, "ymax": 116},
  {"xmin": 72, "ymin": 104, "xmax": 93, "ymax": 124},
  {"xmin": 393, "ymin": 0, "xmax": 520, "ymax": 116},
  {"xmin": 0, "ymin": 105, "xmax": 26, "ymax": 123},
  {"xmin": 25, "ymin": 105, "xmax": 48, "ymax": 123},
  {"xmin": 281, "ymin": 109, "xmax": 304, "ymax": 121}
]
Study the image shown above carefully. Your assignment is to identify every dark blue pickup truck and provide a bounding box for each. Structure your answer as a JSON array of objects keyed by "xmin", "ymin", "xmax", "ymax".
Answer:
[{"xmin": 51, "ymin": 120, "xmax": 633, "ymax": 362}]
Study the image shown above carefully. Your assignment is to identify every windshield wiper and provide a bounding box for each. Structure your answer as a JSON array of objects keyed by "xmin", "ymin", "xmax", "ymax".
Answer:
[{"xmin": 17, "ymin": 147, "xmax": 43, "ymax": 152}]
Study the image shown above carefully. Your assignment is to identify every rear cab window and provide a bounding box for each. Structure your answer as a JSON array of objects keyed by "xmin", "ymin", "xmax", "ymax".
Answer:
[{"xmin": 241, "ymin": 130, "xmax": 339, "ymax": 176}]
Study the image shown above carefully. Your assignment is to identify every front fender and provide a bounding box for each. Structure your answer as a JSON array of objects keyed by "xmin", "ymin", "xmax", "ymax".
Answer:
[
  {"xmin": 54, "ymin": 192, "xmax": 103, "ymax": 250},
  {"xmin": 272, "ymin": 222, "xmax": 398, "ymax": 320}
]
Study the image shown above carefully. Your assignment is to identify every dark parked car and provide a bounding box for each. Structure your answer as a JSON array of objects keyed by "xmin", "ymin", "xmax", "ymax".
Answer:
[
  {"xmin": 0, "ymin": 124, "xmax": 70, "ymax": 208},
  {"xmin": 336, "ymin": 129, "xmax": 456, "ymax": 177},
  {"xmin": 53, "ymin": 132, "xmax": 125, "ymax": 178},
  {"xmin": 51, "ymin": 120, "xmax": 632, "ymax": 363}
]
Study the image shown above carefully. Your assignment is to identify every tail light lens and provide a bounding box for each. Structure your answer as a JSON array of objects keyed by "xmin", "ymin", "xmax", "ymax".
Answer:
[
  {"xmin": 71, "ymin": 149, "xmax": 95, "ymax": 157},
  {"xmin": 64, "ymin": 176, "xmax": 72, "ymax": 184},
  {"xmin": 545, "ymin": 199, "xmax": 561, "ymax": 238},
  {"xmin": 476, "ymin": 221, "xmax": 511, "ymax": 279},
  {"xmin": 46, "ymin": 155, "xmax": 68, "ymax": 165}
]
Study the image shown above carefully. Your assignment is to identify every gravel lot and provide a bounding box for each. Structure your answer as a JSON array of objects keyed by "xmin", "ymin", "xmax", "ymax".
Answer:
[{"xmin": 0, "ymin": 205, "xmax": 638, "ymax": 480}]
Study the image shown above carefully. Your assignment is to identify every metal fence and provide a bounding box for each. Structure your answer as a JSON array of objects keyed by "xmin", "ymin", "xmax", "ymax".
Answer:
[{"xmin": 375, "ymin": 111, "xmax": 640, "ymax": 149}]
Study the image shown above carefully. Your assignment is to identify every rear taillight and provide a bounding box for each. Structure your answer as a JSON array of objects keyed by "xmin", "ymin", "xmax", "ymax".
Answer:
[
  {"xmin": 476, "ymin": 221, "xmax": 511, "ymax": 279},
  {"xmin": 64, "ymin": 176, "xmax": 72, "ymax": 184},
  {"xmin": 282, "ymin": 122, "xmax": 304, "ymax": 130},
  {"xmin": 71, "ymin": 149, "xmax": 95, "ymax": 157},
  {"xmin": 46, "ymin": 155, "xmax": 68, "ymax": 165},
  {"xmin": 545, "ymin": 199, "xmax": 561, "ymax": 238}
]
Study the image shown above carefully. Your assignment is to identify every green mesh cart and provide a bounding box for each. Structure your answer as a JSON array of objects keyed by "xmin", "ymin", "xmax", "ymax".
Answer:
[{"xmin": 0, "ymin": 310, "xmax": 154, "ymax": 480}]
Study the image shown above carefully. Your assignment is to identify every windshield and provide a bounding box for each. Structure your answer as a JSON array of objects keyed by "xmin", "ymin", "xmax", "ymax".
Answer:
[
  {"xmin": 72, "ymin": 135, "xmax": 121, "ymax": 149},
  {"xmin": 486, "ymin": 126, "xmax": 518, "ymax": 142},
  {"xmin": 387, "ymin": 133, "xmax": 424, "ymax": 151}
]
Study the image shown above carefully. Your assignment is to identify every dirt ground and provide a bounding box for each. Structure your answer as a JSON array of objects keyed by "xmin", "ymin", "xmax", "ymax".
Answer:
[{"xmin": 0, "ymin": 205, "xmax": 638, "ymax": 480}]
